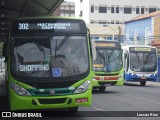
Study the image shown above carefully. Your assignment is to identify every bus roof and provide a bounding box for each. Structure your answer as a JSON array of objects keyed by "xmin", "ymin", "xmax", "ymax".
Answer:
[
  {"xmin": 15, "ymin": 16, "xmax": 85, "ymax": 22},
  {"xmin": 93, "ymin": 39, "xmax": 120, "ymax": 43}
]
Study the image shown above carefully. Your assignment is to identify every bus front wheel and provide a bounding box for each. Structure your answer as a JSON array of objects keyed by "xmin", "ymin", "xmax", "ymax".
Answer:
[
  {"xmin": 68, "ymin": 107, "xmax": 78, "ymax": 112},
  {"xmin": 140, "ymin": 81, "xmax": 146, "ymax": 86}
]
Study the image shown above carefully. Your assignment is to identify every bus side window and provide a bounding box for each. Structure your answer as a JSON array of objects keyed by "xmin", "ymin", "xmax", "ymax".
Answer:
[
  {"xmin": 124, "ymin": 52, "xmax": 129, "ymax": 72},
  {"xmin": 123, "ymin": 53, "xmax": 126, "ymax": 68},
  {"xmin": 126, "ymin": 54, "xmax": 129, "ymax": 72}
]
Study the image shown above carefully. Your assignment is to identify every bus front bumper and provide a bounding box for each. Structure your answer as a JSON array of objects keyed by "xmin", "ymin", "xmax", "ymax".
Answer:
[
  {"xmin": 9, "ymin": 89, "xmax": 92, "ymax": 111},
  {"xmin": 92, "ymin": 77, "xmax": 124, "ymax": 88},
  {"xmin": 125, "ymin": 73, "xmax": 157, "ymax": 82}
]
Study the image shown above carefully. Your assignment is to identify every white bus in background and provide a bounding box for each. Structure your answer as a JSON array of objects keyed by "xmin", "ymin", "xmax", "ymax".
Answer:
[{"xmin": 122, "ymin": 45, "xmax": 158, "ymax": 86}]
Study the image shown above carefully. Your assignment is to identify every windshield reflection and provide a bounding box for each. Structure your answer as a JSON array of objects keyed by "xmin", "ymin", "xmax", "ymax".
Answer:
[
  {"xmin": 13, "ymin": 36, "xmax": 89, "ymax": 78},
  {"xmin": 130, "ymin": 52, "xmax": 157, "ymax": 72},
  {"xmin": 51, "ymin": 36, "xmax": 88, "ymax": 77},
  {"xmin": 93, "ymin": 49, "xmax": 123, "ymax": 72}
]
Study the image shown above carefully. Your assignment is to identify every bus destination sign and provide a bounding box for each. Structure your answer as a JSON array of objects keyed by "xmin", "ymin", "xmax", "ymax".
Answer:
[
  {"xmin": 135, "ymin": 47, "xmax": 151, "ymax": 51},
  {"xmin": 95, "ymin": 43, "xmax": 116, "ymax": 47},
  {"xmin": 129, "ymin": 47, "xmax": 156, "ymax": 53},
  {"xmin": 12, "ymin": 19, "xmax": 87, "ymax": 34},
  {"xmin": 18, "ymin": 22, "xmax": 79, "ymax": 30}
]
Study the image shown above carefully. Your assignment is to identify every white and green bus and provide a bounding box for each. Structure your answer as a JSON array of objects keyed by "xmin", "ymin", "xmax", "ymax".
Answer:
[{"xmin": 91, "ymin": 40, "xmax": 124, "ymax": 92}]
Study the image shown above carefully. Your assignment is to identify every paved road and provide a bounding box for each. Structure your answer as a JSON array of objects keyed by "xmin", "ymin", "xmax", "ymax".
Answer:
[
  {"xmin": 0, "ymin": 82, "xmax": 160, "ymax": 120},
  {"xmin": 89, "ymin": 82, "xmax": 160, "ymax": 111}
]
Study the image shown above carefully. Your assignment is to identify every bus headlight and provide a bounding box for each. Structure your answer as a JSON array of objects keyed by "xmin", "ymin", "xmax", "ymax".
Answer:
[
  {"xmin": 152, "ymin": 73, "xmax": 157, "ymax": 76},
  {"xmin": 118, "ymin": 73, "xmax": 124, "ymax": 80},
  {"xmin": 74, "ymin": 81, "xmax": 90, "ymax": 94},
  {"xmin": 10, "ymin": 83, "xmax": 31, "ymax": 96}
]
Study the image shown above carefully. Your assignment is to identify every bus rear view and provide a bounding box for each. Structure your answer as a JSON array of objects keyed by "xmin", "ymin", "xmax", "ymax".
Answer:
[
  {"xmin": 6, "ymin": 17, "xmax": 92, "ymax": 111},
  {"xmin": 123, "ymin": 46, "xmax": 158, "ymax": 86}
]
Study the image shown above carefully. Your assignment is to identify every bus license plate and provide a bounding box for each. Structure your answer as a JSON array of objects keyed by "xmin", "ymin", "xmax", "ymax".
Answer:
[{"xmin": 141, "ymin": 77, "xmax": 146, "ymax": 80}]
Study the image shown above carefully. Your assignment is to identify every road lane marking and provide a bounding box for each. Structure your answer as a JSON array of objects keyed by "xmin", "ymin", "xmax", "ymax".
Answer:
[{"xmin": 91, "ymin": 104, "xmax": 105, "ymax": 111}]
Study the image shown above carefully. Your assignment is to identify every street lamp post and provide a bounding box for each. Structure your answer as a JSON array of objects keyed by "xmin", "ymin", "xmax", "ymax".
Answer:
[
  {"xmin": 117, "ymin": 26, "xmax": 122, "ymax": 42},
  {"xmin": 103, "ymin": 25, "xmax": 122, "ymax": 42}
]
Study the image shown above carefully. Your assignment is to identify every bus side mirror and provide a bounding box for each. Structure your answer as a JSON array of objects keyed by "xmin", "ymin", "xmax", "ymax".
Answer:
[{"xmin": 91, "ymin": 40, "xmax": 97, "ymax": 60}]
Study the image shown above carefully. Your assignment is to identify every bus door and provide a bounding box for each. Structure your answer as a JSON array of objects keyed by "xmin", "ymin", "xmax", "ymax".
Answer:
[{"xmin": 123, "ymin": 51, "xmax": 129, "ymax": 80}]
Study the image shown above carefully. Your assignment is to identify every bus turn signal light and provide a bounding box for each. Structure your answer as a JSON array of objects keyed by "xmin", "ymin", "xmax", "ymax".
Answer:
[{"xmin": 76, "ymin": 98, "xmax": 88, "ymax": 103}]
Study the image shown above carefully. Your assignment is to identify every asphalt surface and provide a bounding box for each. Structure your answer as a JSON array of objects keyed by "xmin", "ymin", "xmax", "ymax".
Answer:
[
  {"xmin": 0, "ymin": 81, "xmax": 160, "ymax": 120},
  {"xmin": 90, "ymin": 82, "xmax": 160, "ymax": 111}
]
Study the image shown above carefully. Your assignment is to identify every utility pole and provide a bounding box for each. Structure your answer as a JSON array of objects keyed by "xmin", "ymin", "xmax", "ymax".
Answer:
[{"xmin": 117, "ymin": 26, "xmax": 122, "ymax": 42}]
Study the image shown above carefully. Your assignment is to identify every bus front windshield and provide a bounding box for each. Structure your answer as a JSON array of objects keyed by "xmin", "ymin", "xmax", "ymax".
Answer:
[
  {"xmin": 130, "ymin": 51, "xmax": 157, "ymax": 72},
  {"xmin": 12, "ymin": 36, "xmax": 89, "ymax": 78},
  {"xmin": 93, "ymin": 48, "xmax": 123, "ymax": 72}
]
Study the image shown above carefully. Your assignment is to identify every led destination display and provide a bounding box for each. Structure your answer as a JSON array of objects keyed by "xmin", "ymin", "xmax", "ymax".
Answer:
[{"xmin": 12, "ymin": 19, "xmax": 86, "ymax": 34}]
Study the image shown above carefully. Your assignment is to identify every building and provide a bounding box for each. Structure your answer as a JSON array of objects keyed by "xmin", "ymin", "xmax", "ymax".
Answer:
[
  {"xmin": 75, "ymin": 0, "xmax": 160, "ymax": 25},
  {"xmin": 125, "ymin": 11, "xmax": 160, "ymax": 49},
  {"xmin": 53, "ymin": 1, "xmax": 75, "ymax": 17},
  {"xmin": 75, "ymin": 0, "xmax": 160, "ymax": 42},
  {"xmin": 88, "ymin": 24, "xmax": 124, "ymax": 42}
]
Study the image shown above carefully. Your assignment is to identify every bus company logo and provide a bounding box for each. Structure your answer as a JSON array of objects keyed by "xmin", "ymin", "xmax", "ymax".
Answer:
[
  {"xmin": 2, "ymin": 112, "xmax": 11, "ymax": 117},
  {"xmin": 50, "ymin": 90, "xmax": 55, "ymax": 95}
]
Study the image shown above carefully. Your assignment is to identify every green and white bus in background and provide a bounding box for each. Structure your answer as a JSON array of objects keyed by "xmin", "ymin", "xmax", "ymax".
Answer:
[
  {"xmin": 91, "ymin": 40, "xmax": 124, "ymax": 92},
  {"xmin": 4, "ymin": 16, "xmax": 95, "ymax": 111}
]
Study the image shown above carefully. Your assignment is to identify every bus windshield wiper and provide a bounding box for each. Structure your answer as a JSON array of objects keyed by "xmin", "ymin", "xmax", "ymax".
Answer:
[
  {"xmin": 55, "ymin": 35, "xmax": 70, "ymax": 50},
  {"xmin": 33, "ymin": 41, "xmax": 46, "ymax": 63},
  {"xmin": 54, "ymin": 35, "xmax": 70, "ymax": 59},
  {"xmin": 109, "ymin": 53, "xmax": 122, "ymax": 62},
  {"xmin": 33, "ymin": 42, "xmax": 44, "ymax": 52},
  {"xmin": 97, "ymin": 50, "xmax": 105, "ymax": 61}
]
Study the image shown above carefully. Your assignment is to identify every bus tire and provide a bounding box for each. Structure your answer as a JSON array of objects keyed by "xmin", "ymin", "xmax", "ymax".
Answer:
[
  {"xmin": 140, "ymin": 81, "xmax": 146, "ymax": 86},
  {"xmin": 99, "ymin": 86, "xmax": 106, "ymax": 92},
  {"xmin": 68, "ymin": 107, "xmax": 78, "ymax": 112}
]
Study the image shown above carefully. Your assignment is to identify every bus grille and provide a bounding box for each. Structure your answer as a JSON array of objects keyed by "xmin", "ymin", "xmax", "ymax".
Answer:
[
  {"xmin": 38, "ymin": 98, "xmax": 66, "ymax": 104},
  {"xmin": 34, "ymin": 90, "xmax": 72, "ymax": 96},
  {"xmin": 95, "ymin": 73, "xmax": 119, "ymax": 76},
  {"xmin": 24, "ymin": 80, "xmax": 77, "ymax": 89},
  {"xmin": 98, "ymin": 81, "xmax": 117, "ymax": 86}
]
